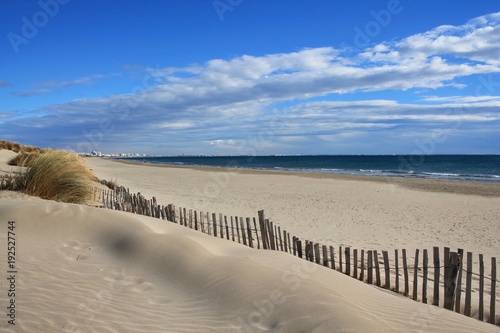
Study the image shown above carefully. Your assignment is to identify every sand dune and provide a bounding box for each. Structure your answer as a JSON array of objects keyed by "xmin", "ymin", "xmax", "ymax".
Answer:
[
  {"xmin": 1, "ymin": 198, "xmax": 499, "ymax": 332},
  {"xmin": 0, "ymin": 149, "xmax": 23, "ymax": 174}
]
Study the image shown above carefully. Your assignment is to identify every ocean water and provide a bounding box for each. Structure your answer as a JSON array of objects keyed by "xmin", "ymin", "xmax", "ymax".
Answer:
[{"xmin": 117, "ymin": 155, "xmax": 500, "ymax": 183}]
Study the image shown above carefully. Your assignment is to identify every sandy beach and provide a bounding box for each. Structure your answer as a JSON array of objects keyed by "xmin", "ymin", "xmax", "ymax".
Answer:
[
  {"xmin": 1, "ymin": 153, "xmax": 499, "ymax": 332},
  {"xmin": 88, "ymin": 158, "xmax": 500, "ymax": 260}
]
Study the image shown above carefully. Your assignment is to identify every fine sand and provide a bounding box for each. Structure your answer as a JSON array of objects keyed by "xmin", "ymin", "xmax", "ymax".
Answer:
[
  {"xmin": 1, "ymin": 153, "xmax": 500, "ymax": 332},
  {"xmin": 0, "ymin": 149, "xmax": 24, "ymax": 174},
  {"xmin": 1, "ymin": 198, "xmax": 499, "ymax": 332}
]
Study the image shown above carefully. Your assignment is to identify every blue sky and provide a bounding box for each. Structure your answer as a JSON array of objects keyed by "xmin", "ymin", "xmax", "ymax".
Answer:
[{"xmin": 1, "ymin": 0, "xmax": 499, "ymax": 155}]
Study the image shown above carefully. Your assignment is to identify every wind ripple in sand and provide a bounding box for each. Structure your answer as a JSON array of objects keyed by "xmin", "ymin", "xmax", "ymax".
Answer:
[{"xmin": 1, "ymin": 199, "xmax": 499, "ymax": 332}]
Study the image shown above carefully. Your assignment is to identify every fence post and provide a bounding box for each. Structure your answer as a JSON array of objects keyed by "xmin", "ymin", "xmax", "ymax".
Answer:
[
  {"xmin": 322, "ymin": 245, "xmax": 328, "ymax": 267},
  {"xmin": 278, "ymin": 226, "xmax": 283, "ymax": 251},
  {"xmin": 287, "ymin": 233, "xmax": 292, "ymax": 254},
  {"xmin": 465, "ymin": 252, "xmax": 473, "ymax": 317},
  {"xmin": 423, "ymin": 249, "xmax": 428, "ymax": 304},
  {"xmin": 235, "ymin": 216, "xmax": 240, "ymax": 243},
  {"xmin": 219, "ymin": 213, "xmax": 224, "ymax": 238},
  {"xmin": 314, "ymin": 243, "xmax": 321, "ymax": 265},
  {"xmin": 283, "ymin": 230, "xmax": 288, "ymax": 253},
  {"xmin": 268, "ymin": 220, "xmax": 275, "ymax": 250},
  {"xmin": 258, "ymin": 210, "xmax": 268, "ymax": 250},
  {"xmin": 479, "ymin": 254, "xmax": 484, "ymax": 321},
  {"xmin": 360, "ymin": 250, "xmax": 365, "ymax": 282},
  {"xmin": 395, "ymin": 249, "xmax": 399, "ymax": 293},
  {"xmin": 383, "ymin": 250, "xmax": 390, "ymax": 289},
  {"xmin": 246, "ymin": 218, "xmax": 253, "ymax": 248},
  {"xmin": 444, "ymin": 252, "xmax": 460, "ymax": 310},
  {"xmin": 455, "ymin": 248, "xmax": 464, "ymax": 313},
  {"xmin": 254, "ymin": 218, "xmax": 260, "ymax": 249},
  {"xmin": 367, "ymin": 250, "xmax": 373, "ymax": 284},
  {"xmin": 490, "ymin": 257, "xmax": 496, "ymax": 325},
  {"xmin": 212, "ymin": 213, "xmax": 218, "ymax": 237},
  {"xmin": 240, "ymin": 217, "xmax": 247, "ymax": 246},
  {"xmin": 339, "ymin": 246, "xmax": 343, "ymax": 273},
  {"xmin": 403, "ymin": 249, "xmax": 409, "ymax": 296},
  {"xmin": 374, "ymin": 250, "xmax": 381, "ymax": 287},
  {"xmin": 330, "ymin": 246, "xmax": 336, "ymax": 270},
  {"xmin": 297, "ymin": 240, "xmax": 303, "ymax": 258},
  {"xmin": 413, "ymin": 249, "xmax": 419, "ymax": 301},
  {"xmin": 353, "ymin": 249, "xmax": 358, "ymax": 279},
  {"xmin": 345, "ymin": 247, "xmax": 351, "ymax": 277},
  {"xmin": 226, "ymin": 216, "xmax": 231, "ymax": 241},
  {"xmin": 433, "ymin": 247, "xmax": 440, "ymax": 306}
]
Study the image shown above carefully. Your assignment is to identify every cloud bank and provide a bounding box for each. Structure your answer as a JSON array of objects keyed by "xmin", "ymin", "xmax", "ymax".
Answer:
[{"xmin": 2, "ymin": 12, "xmax": 500, "ymax": 154}]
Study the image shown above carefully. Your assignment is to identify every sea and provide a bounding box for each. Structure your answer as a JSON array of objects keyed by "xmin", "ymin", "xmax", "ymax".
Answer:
[{"xmin": 117, "ymin": 155, "xmax": 500, "ymax": 183}]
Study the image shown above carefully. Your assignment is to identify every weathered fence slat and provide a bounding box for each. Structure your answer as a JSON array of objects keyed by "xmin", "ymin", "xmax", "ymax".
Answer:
[
  {"xmin": 254, "ymin": 218, "xmax": 260, "ymax": 249},
  {"xmin": 330, "ymin": 246, "xmax": 335, "ymax": 270},
  {"xmin": 423, "ymin": 249, "xmax": 428, "ymax": 304},
  {"xmin": 383, "ymin": 250, "xmax": 390, "ymax": 289},
  {"xmin": 490, "ymin": 257, "xmax": 496, "ymax": 325},
  {"xmin": 225, "ymin": 216, "xmax": 230, "ymax": 241},
  {"xmin": 465, "ymin": 252, "xmax": 473, "ymax": 317},
  {"xmin": 413, "ymin": 249, "xmax": 419, "ymax": 301},
  {"xmin": 287, "ymin": 233, "xmax": 292, "ymax": 254},
  {"xmin": 353, "ymin": 249, "xmax": 358, "ymax": 279},
  {"xmin": 433, "ymin": 247, "xmax": 440, "ymax": 306},
  {"xmin": 339, "ymin": 246, "xmax": 343, "ymax": 273},
  {"xmin": 278, "ymin": 226, "xmax": 283, "ymax": 251},
  {"xmin": 479, "ymin": 254, "xmax": 484, "ymax": 321},
  {"xmin": 240, "ymin": 217, "xmax": 247, "ymax": 246},
  {"xmin": 360, "ymin": 250, "xmax": 365, "ymax": 282},
  {"xmin": 246, "ymin": 218, "xmax": 253, "ymax": 248},
  {"xmin": 296, "ymin": 240, "xmax": 302, "ymax": 258},
  {"xmin": 367, "ymin": 250, "xmax": 373, "ymax": 285},
  {"xmin": 314, "ymin": 243, "xmax": 321, "ymax": 265},
  {"xmin": 212, "ymin": 213, "xmax": 218, "ymax": 237},
  {"xmin": 345, "ymin": 247, "xmax": 351, "ymax": 277},
  {"xmin": 322, "ymin": 245, "xmax": 328, "ymax": 267},
  {"xmin": 444, "ymin": 252, "xmax": 460, "ymax": 310},
  {"xmin": 395, "ymin": 249, "xmax": 399, "ymax": 293},
  {"xmin": 403, "ymin": 249, "xmax": 409, "ymax": 296},
  {"xmin": 455, "ymin": 248, "xmax": 464, "ymax": 313},
  {"xmin": 374, "ymin": 250, "xmax": 381, "ymax": 287},
  {"xmin": 219, "ymin": 213, "xmax": 224, "ymax": 239}
]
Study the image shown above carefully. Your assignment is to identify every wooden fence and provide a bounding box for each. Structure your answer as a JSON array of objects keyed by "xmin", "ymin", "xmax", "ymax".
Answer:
[{"xmin": 93, "ymin": 183, "xmax": 499, "ymax": 326}]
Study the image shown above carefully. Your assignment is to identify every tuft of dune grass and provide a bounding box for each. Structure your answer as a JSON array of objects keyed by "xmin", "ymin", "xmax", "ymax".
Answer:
[
  {"xmin": 0, "ymin": 140, "xmax": 22, "ymax": 153},
  {"xmin": 8, "ymin": 150, "xmax": 45, "ymax": 167},
  {"xmin": 23, "ymin": 150, "xmax": 95, "ymax": 204}
]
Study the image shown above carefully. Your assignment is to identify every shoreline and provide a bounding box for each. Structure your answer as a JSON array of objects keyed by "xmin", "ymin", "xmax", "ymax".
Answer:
[{"xmin": 107, "ymin": 158, "xmax": 500, "ymax": 198}]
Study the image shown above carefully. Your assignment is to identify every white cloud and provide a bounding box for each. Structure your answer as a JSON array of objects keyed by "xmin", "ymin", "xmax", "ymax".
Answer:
[
  {"xmin": 421, "ymin": 95, "xmax": 500, "ymax": 103},
  {"xmin": 364, "ymin": 12, "xmax": 500, "ymax": 65},
  {"xmin": 209, "ymin": 139, "xmax": 237, "ymax": 146},
  {"xmin": 35, "ymin": 73, "xmax": 121, "ymax": 88},
  {"xmin": 10, "ymin": 89, "xmax": 54, "ymax": 96},
  {"xmin": 2, "ymin": 12, "xmax": 500, "ymax": 154}
]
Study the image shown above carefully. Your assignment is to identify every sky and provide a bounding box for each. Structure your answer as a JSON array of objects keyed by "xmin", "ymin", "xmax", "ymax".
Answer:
[{"xmin": 1, "ymin": 0, "xmax": 499, "ymax": 155}]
